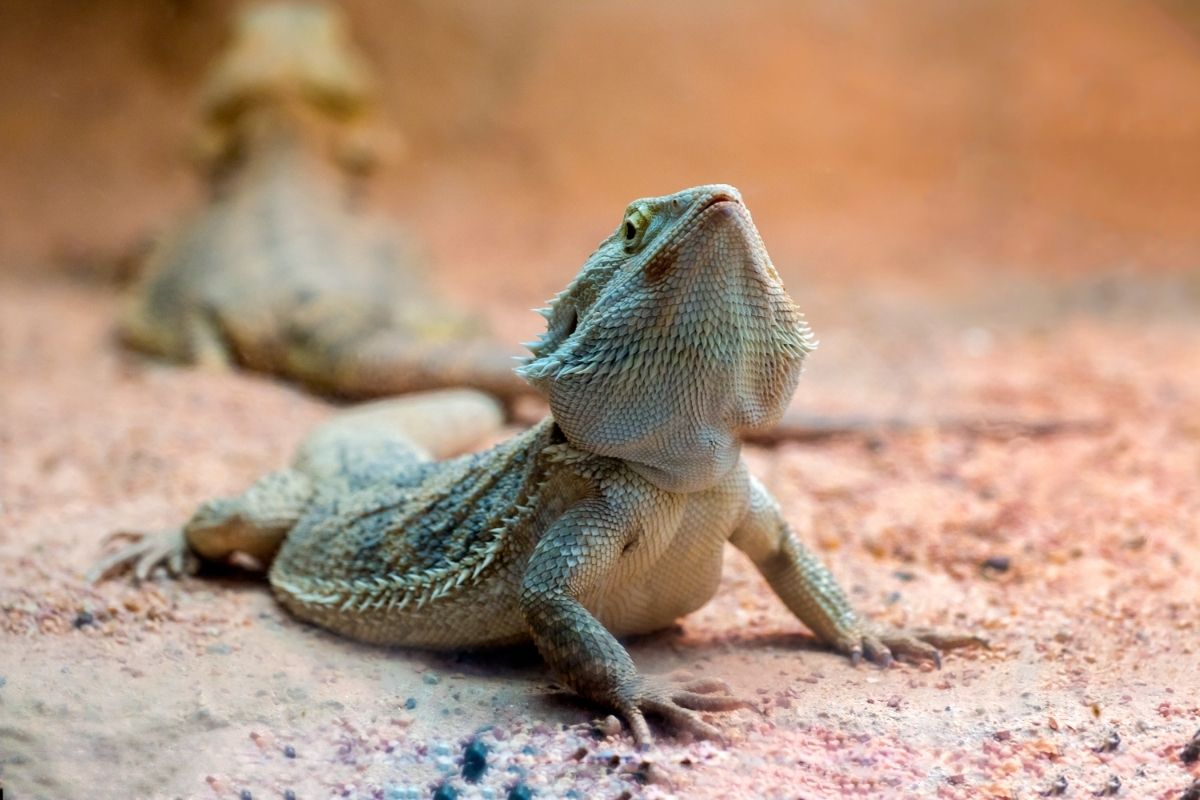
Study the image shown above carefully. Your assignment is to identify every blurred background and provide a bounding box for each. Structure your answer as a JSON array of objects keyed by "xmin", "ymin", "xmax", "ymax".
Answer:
[{"xmin": 4, "ymin": 0, "xmax": 1199, "ymax": 286}]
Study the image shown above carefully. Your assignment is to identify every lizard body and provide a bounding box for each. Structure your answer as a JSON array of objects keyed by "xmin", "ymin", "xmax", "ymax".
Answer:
[
  {"xmin": 94, "ymin": 184, "xmax": 980, "ymax": 744},
  {"xmin": 119, "ymin": 2, "xmax": 525, "ymax": 400}
]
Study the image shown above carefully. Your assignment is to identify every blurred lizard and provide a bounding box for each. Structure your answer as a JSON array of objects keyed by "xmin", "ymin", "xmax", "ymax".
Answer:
[
  {"xmin": 92, "ymin": 184, "xmax": 983, "ymax": 746},
  {"xmin": 118, "ymin": 2, "xmax": 528, "ymax": 400}
]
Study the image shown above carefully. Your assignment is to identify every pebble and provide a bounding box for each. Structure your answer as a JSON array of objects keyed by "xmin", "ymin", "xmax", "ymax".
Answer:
[
  {"xmin": 405, "ymin": 697, "xmax": 418, "ymax": 710},
  {"xmin": 1041, "ymin": 775, "xmax": 1068, "ymax": 796},
  {"xmin": 506, "ymin": 785, "xmax": 533, "ymax": 800},
  {"xmin": 240, "ymin": 791, "xmax": 252, "ymax": 800},
  {"xmin": 432, "ymin": 784, "xmax": 458, "ymax": 800},
  {"xmin": 981, "ymin": 556, "xmax": 1011, "ymax": 573},
  {"xmin": 284, "ymin": 791, "xmax": 296, "ymax": 800},
  {"xmin": 1093, "ymin": 730, "xmax": 1120, "ymax": 753},
  {"xmin": 283, "ymin": 744, "xmax": 296, "ymax": 759},
  {"xmin": 423, "ymin": 672, "xmax": 440, "ymax": 685},
  {"xmin": 73, "ymin": 611, "xmax": 94, "ymax": 628},
  {"xmin": 1092, "ymin": 775, "xmax": 1120, "ymax": 797},
  {"xmin": 1182, "ymin": 728, "xmax": 1200, "ymax": 764},
  {"xmin": 598, "ymin": 715, "xmax": 621, "ymax": 737},
  {"xmin": 462, "ymin": 738, "xmax": 488, "ymax": 782}
]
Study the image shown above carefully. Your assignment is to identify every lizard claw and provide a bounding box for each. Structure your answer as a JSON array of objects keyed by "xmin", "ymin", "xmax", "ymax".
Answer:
[
  {"xmin": 836, "ymin": 626, "xmax": 986, "ymax": 669},
  {"xmin": 615, "ymin": 676, "xmax": 754, "ymax": 747},
  {"xmin": 86, "ymin": 528, "xmax": 197, "ymax": 584}
]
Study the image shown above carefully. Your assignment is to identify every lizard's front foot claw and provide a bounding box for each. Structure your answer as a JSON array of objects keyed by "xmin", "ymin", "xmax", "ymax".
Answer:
[
  {"xmin": 86, "ymin": 528, "xmax": 197, "ymax": 584},
  {"xmin": 837, "ymin": 626, "xmax": 987, "ymax": 669},
  {"xmin": 616, "ymin": 676, "xmax": 754, "ymax": 748}
]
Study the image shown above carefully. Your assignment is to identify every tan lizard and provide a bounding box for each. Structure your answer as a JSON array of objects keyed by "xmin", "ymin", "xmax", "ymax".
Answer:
[
  {"xmin": 92, "ymin": 184, "xmax": 982, "ymax": 745},
  {"xmin": 118, "ymin": 2, "xmax": 527, "ymax": 400}
]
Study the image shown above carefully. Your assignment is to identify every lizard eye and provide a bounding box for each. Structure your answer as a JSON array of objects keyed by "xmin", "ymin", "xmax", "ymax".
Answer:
[{"xmin": 621, "ymin": 207, "xmax": 650, "ymax": 252}]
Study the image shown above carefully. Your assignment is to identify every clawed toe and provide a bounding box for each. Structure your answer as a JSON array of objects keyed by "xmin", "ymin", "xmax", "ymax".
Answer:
[
  {"xmin": 839, "ymin": 625, "xmax": 986, "ymax": 670},
  {"xmin": 86, "ymin": 528, "xmax": 193, "ymax": 584},
  {"xmin": 640, "ymin": 697, "xmax": 724, "ymax": 743},
  {"xmin": 616, "ymin": 675, "xmax": 752, "ymax": 747}
]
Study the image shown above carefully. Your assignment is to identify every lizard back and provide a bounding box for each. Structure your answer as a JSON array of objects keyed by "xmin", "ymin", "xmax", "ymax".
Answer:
[{"xmin": 268, "ymin": 420, "xmax": 582, "ymax": 647}]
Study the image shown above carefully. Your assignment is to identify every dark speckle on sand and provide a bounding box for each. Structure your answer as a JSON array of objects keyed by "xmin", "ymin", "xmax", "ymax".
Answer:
[{"xmin": 462, "ymin": 738, "xmax": 488, "ymax": 782}]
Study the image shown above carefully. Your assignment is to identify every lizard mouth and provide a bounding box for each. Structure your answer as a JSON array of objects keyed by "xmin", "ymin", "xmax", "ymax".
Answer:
[{"xmin": 697, "ymin": 192, "xmax": 741, "ymax": 217}]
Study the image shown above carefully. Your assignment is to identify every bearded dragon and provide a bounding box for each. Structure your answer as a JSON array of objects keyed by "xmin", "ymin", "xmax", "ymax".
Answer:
[
  {"xmin": 118, "ymin": 2, "xmax": 526, "ymax": 400},
  {"xmin": 92, "ymin": 184, "xmax": 981, "ymax": 745}
]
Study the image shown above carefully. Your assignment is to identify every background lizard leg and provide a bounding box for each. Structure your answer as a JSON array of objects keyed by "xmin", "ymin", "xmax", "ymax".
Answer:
[{"xmin": 324, "ymin": 332, "xmax": 532, "ymax": 403}]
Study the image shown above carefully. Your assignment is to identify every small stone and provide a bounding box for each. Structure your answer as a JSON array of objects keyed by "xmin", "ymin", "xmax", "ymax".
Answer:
[
  {"xmin": 981, "ymin": 556, "xmax": 1011, "ymax": 573},
  {"xmin": 423, "ymin": 672, "xmax": 440, "ymax": 685},
  {"xmin": 1091, "ymin": 775, "xmax": 1120, "ymax": 797},
  {"xmin": 405, "ymin": 697, "xmax": 418, "ymax": 710},
  {"xmin": 73, "ymin": 611, "xmax": 95, "ymax": 628},
  {"xmin": 506, "ymin": 785, "xmax": 533, "ymax": 800},
  {"xmin": 1182, "ymin": 728, "xmax": 1200, "ymax": 764},
  {"xmin": 284, "ymin": 791, "xmax": 297, "ymax": 800},
  {"xmin": 432, "ymin": 784, "xmax": 458, "ymax": 800},
  {"xmin": 640, "ymin": 761, "xmax": 672, "ymax": 787},
  {"xmin": 1039, "ymin": 775, "xmax": 1068, "ymax": 797},
  {"xmin": 462, "ymin": 739, "xmax": 488, "ymax": 783},
  {"xmin": 283, "ymin": 744, "xmax": 296, "ymax": 759},
  {"xmin": 599, "ymin": 715, "xmax": 621, "ymax": 737},
  {"xmin": 240, "ymin": 791, "xmax": 253, "ymax": 800},
  {"xmin": 1092, "ymin": 730, "xmax": 1120, "ymax": 753}
]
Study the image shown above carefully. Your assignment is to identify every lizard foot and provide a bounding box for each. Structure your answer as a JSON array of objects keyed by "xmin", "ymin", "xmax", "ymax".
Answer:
[
  {"xmin": 616, "ymin": 676, "xmax": 754, "ymax": 748},
  {"xmin": 835, "ymin": 626, "xmax": 988, "ymax": 669},
  {"xmin": 85, "ymin": 528, "xmax": 198, "ymax": 584}
]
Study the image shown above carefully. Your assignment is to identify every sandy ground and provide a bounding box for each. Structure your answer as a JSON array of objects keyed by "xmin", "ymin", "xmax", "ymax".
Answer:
[
  {"xmin": 2, "ymin": 4, "xmax": 1200, "ymax": 797},
  {"xmin": 2, "ymin": 267, "xmax": 1198, "ymax": 800}
]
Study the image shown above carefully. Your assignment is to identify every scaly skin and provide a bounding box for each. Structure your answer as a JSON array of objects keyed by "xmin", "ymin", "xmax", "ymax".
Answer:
[
  {"xmin": 119, "ymin": 2, "xmax": 527, "ymax": 401},
  {"xmin": 93, "ymin": 185, "xmax": 983, "ymax": 745}
]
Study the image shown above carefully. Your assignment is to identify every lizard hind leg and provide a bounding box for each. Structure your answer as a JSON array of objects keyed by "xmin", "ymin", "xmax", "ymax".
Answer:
[{"xmin": 293, "ymin": 389, "xmax": 504, "ymax": 487}]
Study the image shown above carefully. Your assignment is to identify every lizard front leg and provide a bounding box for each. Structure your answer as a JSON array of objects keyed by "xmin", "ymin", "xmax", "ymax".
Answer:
[
  {"xmin": 520, "ymin": 499, "xmax": 749, "ymax": 747},
  {"xmin": 88, "ymin": 469, "xmax": 312, "ymax": 584},
  {"xmin": 730, "ymin": 476, "xmax": 985, "ymax": 666}
]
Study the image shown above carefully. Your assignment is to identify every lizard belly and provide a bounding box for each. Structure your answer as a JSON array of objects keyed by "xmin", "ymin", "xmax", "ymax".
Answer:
[{"xmin": 591, "ymin": 494, "xmax": 737, "ymax": 637}]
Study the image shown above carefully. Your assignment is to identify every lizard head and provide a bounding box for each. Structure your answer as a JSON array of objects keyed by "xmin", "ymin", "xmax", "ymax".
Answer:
[{"xmin": 518, "ymin": 184, "xmax": 816, "ymax": 493}]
